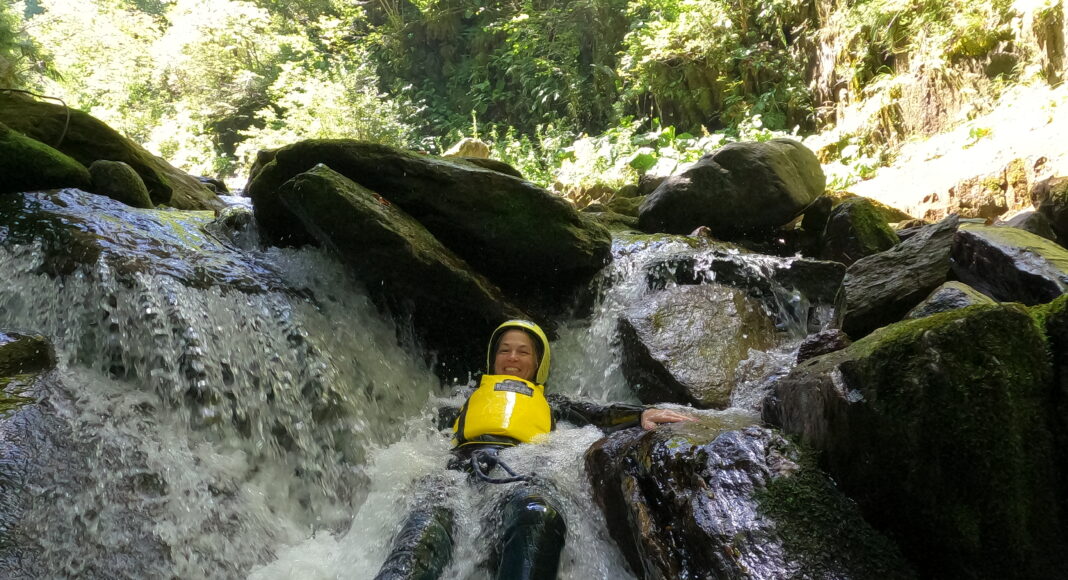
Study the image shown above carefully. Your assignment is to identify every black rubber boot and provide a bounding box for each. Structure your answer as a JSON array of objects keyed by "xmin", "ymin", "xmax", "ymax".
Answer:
[
  {"xmin": 495, "ymin": 489, "xmax": 567, "ymax": 580},
  {"xmin": 374, "ymin": 505, "xmax": 454, "ymax": 580}
]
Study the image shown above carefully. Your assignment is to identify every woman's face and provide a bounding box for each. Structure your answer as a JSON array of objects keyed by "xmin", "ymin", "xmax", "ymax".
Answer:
[{"xmin": 493, "ymin": 329, "xmax": 539, "ymax": 382}]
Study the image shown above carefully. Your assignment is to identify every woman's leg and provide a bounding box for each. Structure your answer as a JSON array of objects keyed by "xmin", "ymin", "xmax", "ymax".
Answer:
[
  {"xmin": 495, "ymin": 485, "xmax": 567, "ymax": 580},
  {"xmin": 374, "ymin": 480, "xmax": 454, "ymax": 580}
]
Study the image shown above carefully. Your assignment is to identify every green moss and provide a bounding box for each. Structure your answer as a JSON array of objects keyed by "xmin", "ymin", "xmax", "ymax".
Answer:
[
  {"xmin": 0, "ymin": 123, "xmax": 91, "ymax": 194},
  {"xmin": 756, "ymin": 443, "xmax": 913, "ymax": 579}
]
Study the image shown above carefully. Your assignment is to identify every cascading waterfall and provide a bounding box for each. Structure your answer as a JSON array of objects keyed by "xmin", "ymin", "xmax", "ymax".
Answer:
[{"xmin": 0, "ymin": 193, "xmax": 823, "ymax": 579}]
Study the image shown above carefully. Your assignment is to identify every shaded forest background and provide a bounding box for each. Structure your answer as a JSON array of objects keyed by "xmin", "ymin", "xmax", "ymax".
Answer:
[{"xmin": 0, "ymin": 0, "xmax": 1051, "ymax": 197}]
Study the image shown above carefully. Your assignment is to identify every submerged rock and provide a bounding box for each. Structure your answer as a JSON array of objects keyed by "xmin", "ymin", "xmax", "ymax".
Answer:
[
  {"xmin": 904, "ymin": 280, "xmax": 996, "ymax": 319},
  {"xmin": 638, "ymin": 138, "xmax": 825, "ymax": 238},
  {"xmin": 951, "ymin": 223, "xmax": 1068, "ymax": 304},
  {"xmin": 275, "ymin": 164, "xmax": 528, "ymax": 370},
  {"xmin": 618, "ymin": 283, "xmax": 778, "ymax": 408},
  {"xmin": 768, "ymin": 304, "xmax": 1066, "ymax": 579},
  {"xmin": 585, "ymin": 421, "xmax": 914, "ymax": 580},
  {"xmin": 840, "ymin": 214, "xmax": 958, "ymax": 338},
  {"xmin": 819, "ymin": 196, "xmax": 899, "ymax": 265},
  {"xmin": 0, "ymin": 92, "xmax": 220, "ymax": 210},
  {"xmin": 245, "ymin": 139, "xmax": 610, "ymax": 306},
  {"xmin": 0, "ymin": 332, "xmax": 56, "ymax": 377},
  {"xmin": 0, "ymin": 122, "xmax": 90, "ymax": 194}
]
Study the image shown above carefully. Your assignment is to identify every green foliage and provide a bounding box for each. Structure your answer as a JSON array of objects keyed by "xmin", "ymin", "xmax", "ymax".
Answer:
[{"xmin": 0, "ymin": 1, "xmax": 49, "ymax": 89}]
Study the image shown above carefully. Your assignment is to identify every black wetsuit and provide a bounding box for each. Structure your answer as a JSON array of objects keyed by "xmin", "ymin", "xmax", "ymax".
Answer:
[{"xmin": 374, "ymin": 393, "xmax": 644, "ymax": 580}]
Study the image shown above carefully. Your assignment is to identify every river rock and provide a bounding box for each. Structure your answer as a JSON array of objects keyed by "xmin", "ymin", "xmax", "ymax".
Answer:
[
  {"xmin": 451, "ymin": 156, "xmax": 523, "ymax": 178},
  {"xmin": 819, "ymin": 197, "xmax": 899, "ymax": 265},
  {"xmin": 637, "ymin": 138, "xmax": 825, "ymax": 238},
  {"xmin": 606, "ymin": 195, "xmax": 644, "ymax": 217},
  {"xmin": 1035, "ymin": 295, "xmax": 1068, "ymax": 511},
  {"xmin": 1032, "ymin": 175, "xmax": 1068, "ymax": 244},
  {"xmin": 245, "ymin": 140, "xmax": 611, "ymax": 304},
  {"xmin": 795, "ymin": 329, "xmax": 852, "ymax": 363},
  {"xmin": 274, "ymin": 164, "xmax": 527, "ymax": 371},
  {"xmin": 618, "ymin": 284, "xmax": 778, "ymax": 408},
  {"xmin": 442, "ymin": 137, "xmax": 490, "ymax": 158},
  {"xmin": 904, "ymin": 280, "xmax": 995, "ymax": 319},
  {"xmin": 0, "ymin": 92, "xmax": 220, "ymax": 210},
  {"xmin": 998, "ymin": 209, "xmax": 1059, "ymax": 242},
  {"xmin": 0, "ymin": 332, "xmax": 56, "ymax": 377},
  {"xmin": 840, "ymin": 214, "xmax": 958, "ymax": 338},
  {"xmin": 0, "ymin": 122, "xmax": 90, "ymax": 194},
  {"xmin": 88, "ymin": 160, "xmax": 153, "ymax": 209},
  {"xmin": 951, "ymin": 224, "xmax": 1068, "ymax": 304},
  {"xmin": 585, "ymin": 421, "xmax": 915, "ymax": 580},
  {"xmin": 767, "ymin": 304, "xmax": 1066, "ymax": 579}
]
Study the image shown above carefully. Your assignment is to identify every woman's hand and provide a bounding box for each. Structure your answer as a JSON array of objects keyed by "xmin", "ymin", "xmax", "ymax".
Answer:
[{"xmin": 640, "ymin": 408, "xmax": 697, "ymax": 430}]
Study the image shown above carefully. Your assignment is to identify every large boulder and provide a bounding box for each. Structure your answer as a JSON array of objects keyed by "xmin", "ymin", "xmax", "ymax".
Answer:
[
  {"xmin": 88, "ymin": 160, "xmax": 153, "ymax": 209},
  {"xmin": 1034, "ymin": 295, "xmax": 1068, "ymax": 513},
  {"xmin": 951, "ymin": 224, "xmax": 1068, "ymax": 305},
  {"xmin": 585, "ymin": 421, "xmax": 915, "ymax": 580},
  {"xmin": 840, "ymin": 215, "xmax": 958, "ymax": 338},
  {"xmin": 819, "ymin": 196, "xmax": 900, "ymax": 265},
  {"xmin": 0, "ymin": 92, "xmax": 220, "ymax": 210},
  {"xmin": 245, "ymin": 140, "xmax": 611, "ymax": 303},
  {"xmin": 1032, "ymin": 175, "xmax": 1068, "ymax": 244},
  {"xmin": 618, "ymin": 284, "xmax": 778, "ymax": 408},
  {"xmin": 998, "ymin": 209, "xmax": 1059, "ymax": 242},
  {"xmin": 904, "ymin": 280, "xmax": 995, "ymax": 319},
  {"xmin": 0, "ymin": 122, "xmax": 90, "ymax": 194},
  {"xmin": 637, "ymin": 138, "xmax": 825, "ymax": 237},
  {"xmin": 767, "ymin": 304, "xmax": 1066, "ymax": 579},
  {"xmin": 274, "ymin": 164, "xmax": 528, "ymax": 372}
]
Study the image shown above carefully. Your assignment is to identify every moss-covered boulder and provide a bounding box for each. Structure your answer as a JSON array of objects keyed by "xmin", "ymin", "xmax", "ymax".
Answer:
[
  {"xmin": 1032, "ymin": 294, "xmax": 1068, "ymax": 515},
  {"xmin": 840, "ymin": 215, "xmax": 958, "ymax": 338},
  {"xmin": 274, "ymin": 164, "xmax": 528, "ymax": 372},
  {"xmin": 999, "ymin": 209, "xmax": 1059, "ymax": 242},
  {"xmin": 951, "ymin": 223, "xmax": 1068, "ymax": 304},
  {"xmin": 245, "ymin": 140, "xmax": 611, "ymax": 306},
  {"xmin": 0, "ymin": 122, "xmax": 90, "ymax": 194},
  {"xmin": 0, "ymin": 92, "xmax": 220, "ymax": 210},
  {"xmin": 585, "ymin": 421, "xmax": 915, "ymax": 580},
  {"xmin": 88, "ymin": 160, "xmax": 153, "ymax": 209},
  {"xmin": 1033, "ymin": 175, "xmax": 1068, "ymax": 245},
  {"xmin": 904, "ymin": 280, "xmax": 996, "ymax": 319},
  {"xmin": 618, "ymin": 284, "xmax": 778, "ymax": 408},
  {"xmin": 820, "ymin": 197, "xmax": 900, "ymax": 265},
  {"xmin": 0, "ymin": 332, "xmax": 56, "ymax": 377},
  {"xmin": 638, "ymin": 138, "xmax": 825, "ymax": 238},
  {"xmin": 451, "ymin": 156, "xmax": 523, "ymax": 179},
  {"xmin": 606, "ymin": 194, "xmax": 644, "ymax": 217},
  {"xmin": 767, "ymin": 304, "xmax": 1066, "ymax": 579}
]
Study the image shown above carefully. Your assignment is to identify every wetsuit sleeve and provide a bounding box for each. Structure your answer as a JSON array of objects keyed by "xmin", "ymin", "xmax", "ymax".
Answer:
[{"xmin": 546, "ymin": 393, "xmax": 644, "ymax": 433}]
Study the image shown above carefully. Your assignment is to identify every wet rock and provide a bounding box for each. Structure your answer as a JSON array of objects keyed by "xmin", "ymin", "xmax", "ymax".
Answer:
[
  {"xmin": 0, "ymin": 332, "xmax": 56, "ymax": 377},
  {"xmin": 197, "ymin": 176, "xmax": 229, "ymax": 194},
  {"xmin": 606, "ymin": 195, "xmax": 644, "ymax": 217},
  {"xmin": 799, "ymin": 194, "xmax": 833, "ymax": 236},
  {"xmin": 1033, "ymin": 295, "xmax": 1068, "ymax": 512},
  {"xmin": 795, "ymin": 329, "xmax": 852, "ymax": 363},
  {"xmin": 585, "ymin": 422, "xmax": 915, "ymax": 580},
  {"xmin": 768, "ymin": 304, "xmax": 1066, "ymax": 579},
  {"xmin": 245, "ymin": 140, "xmax": 611, "ymax": 306},
  {"xmin": 275, "ymin": 164, "xmax": 528, "ymax": 370},
  {"xmin": 819, "ymin": 197, "xmax": 899, "ymax": 265},
  {"xmin": 583, "ymin": 211, "xmax": 640, "ymax": 233},
  {"xmin": 840, "ymin": 214, "xmax": 958, "ymax": 338},
  {"xmin": 638, "ymin": 138, "xmax": 825, "ymax": 238},
  {"xmin": 0, "ymin": 122, "xmax": 90, "ymax": 194},
  {"xmin": 618, "ymin": 284, "xmax": 778, "ymax": 408},
  {"xmin": 204, "ymin": 204, "xmax": 258, "ymax": 250},
  {"xmin": 0, "ymin": 189, "xmax": 287, "ymax": 293},
  {"xmin": 89, "ymin": 160, "xmax": 153, "ymax": 209},
  {"xmin": 998, "ymin": 209, "xmax": 1058, "ymax": 242},
  {"xmin": 0, "ymin": 92, "xmax": 220, "ymax": 210},
  {"xmin": 904, "ymin": 281, "xmax": 995, "ymax": 319},
  {"xmin": 951, "ymin": 224, "xmax": 1068, "ymax": 304}
]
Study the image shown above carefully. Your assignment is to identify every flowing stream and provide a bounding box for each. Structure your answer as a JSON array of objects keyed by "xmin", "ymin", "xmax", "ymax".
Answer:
[{"xmin": 0, "ymin": 192, "xmax": 817, "ymax": 579}]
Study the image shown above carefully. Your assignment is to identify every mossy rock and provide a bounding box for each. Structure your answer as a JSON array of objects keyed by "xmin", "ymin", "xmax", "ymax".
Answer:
[
  {"xmin": 0, "ymin": 92, "xmax": 220, "ymax": 210},
  {"xmin": 770, "ymin": 304, "xmax": 1066, "ymax": 578},
  {"xmin": 0, "ymin": 331, "xmax": 56, "ymax": 377},
  {"xmin": 904, "ymin": 280, "xmax": 995, "ymax": 319},
  {"xmin": 0, "ymin": 122, "xmax": 90, "ymax": 194},
  {"xmin": 89, "ymin": 160, "xmax": 153, "ymax": 208},
  {"xmin": 952, "ymin": 223, "xmax": 1068, "ymax": 305},
  {"xmin": 1031, "ymin": 294, "xmax": 1068, "ymax": 516},
  {"xmin": 606, "ymin": 194, "xmax": 644, "ymax": 217},
  {"xmin": 820, "ymin": 196, "xmax": 899, "ymax": 265}
]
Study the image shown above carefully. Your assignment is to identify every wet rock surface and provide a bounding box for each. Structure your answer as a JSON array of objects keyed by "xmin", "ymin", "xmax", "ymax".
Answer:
[
  {"xmin": 819, "ymin": 196, "xmax": 900, "ymax": 265},
  {"xmin": 951, "ymin": 223, "xmax": 1068, "ymax": 304},
  {"xmin": 585, "ymin": 421, "xmax": 914, "ymax": 580},
  {"xmin": 768, "ymin": 304, "xmax": 1067, "ymax": 579},
  {"xmin": 89, "ymin": 160, "xmax": 153, "ymax": 209},
  {"xmin": 904, "ymin": 280, "xmax": 996, "ymax": 319},
  {"xmin": 618, "ymin": 283, "xmax": 778, "ymax": 408},
  {"xmin": 638, "ymin": 138, "xmax": 825, "ymax": 238},
  {"xmin": 840, "ymin": 214, "xmax": 958, "ymax": 338}
]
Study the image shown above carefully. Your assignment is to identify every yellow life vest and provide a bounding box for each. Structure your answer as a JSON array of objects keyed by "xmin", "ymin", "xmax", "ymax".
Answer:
[{"xmin": 452, "ymin": 374, "xmax": 553, "ymax": 447}]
